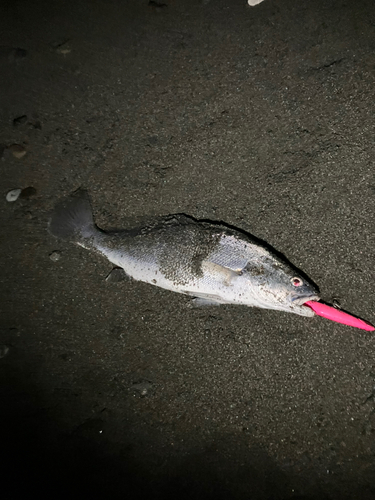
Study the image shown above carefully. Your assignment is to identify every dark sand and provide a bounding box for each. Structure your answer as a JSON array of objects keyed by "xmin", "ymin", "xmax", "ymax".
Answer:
[{"xmin": 1, "ymin": 0, "xmax": 375, "ymax": 498}]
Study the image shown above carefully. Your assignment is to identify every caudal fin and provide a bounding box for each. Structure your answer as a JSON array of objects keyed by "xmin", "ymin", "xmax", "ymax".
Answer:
[{"xmin": 49, "ymin": 189, "xmax": 98, "ymax": 245}]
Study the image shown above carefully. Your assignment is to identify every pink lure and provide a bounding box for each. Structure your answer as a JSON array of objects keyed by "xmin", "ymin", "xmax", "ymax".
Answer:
[{"xmin": 304, "ymin": 301, "xmax": 374, "ymax": 332}]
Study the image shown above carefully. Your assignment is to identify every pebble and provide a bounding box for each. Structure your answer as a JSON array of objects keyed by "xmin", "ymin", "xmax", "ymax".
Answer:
[
  {"xmin": 49, "ymin": 251, "xmax": 61, "ymax": 262},
  {"xmin": 6, "ymin": 189, "xmax": 21, "ymax": 202},
  {"xmin": 13, "ymin": 115, "xmax": 27, "ymax": 126},
  {"xmin": 132, "ymin": 381, "xmax": 153, "ymax": 397},
  {"xmin": 55, "ymin": 41, "xmax": 71, "ymax": 54},
  {"xmin": 105, "ymin": 267, "xmax": 128, "ymax": 283},
  {"xmin": 248, "ymin": 0, "xmax": 264, "ymax": 5},
  {"xmin": 0, "ymin": 346, "xmax": 9, "ymax": 359},
  {"xmin": 8, "ymin": 144, "xmax": 26, "ymax": 159}
]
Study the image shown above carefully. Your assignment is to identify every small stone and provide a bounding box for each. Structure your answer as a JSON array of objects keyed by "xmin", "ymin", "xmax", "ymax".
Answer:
[
  {"xmin": 0, "ymin": 346, "xmax": 9, "ymax": 359},
  {"xmin": 20, "ymin": 186, "xmax": 37, "ymax": 198},
  {"xmin": 8, "ymin": 144, "xmax": 26, "ymax": 158},
  {"xmin": 248, "ymin": 0, "xmax": 264, "ymax": 5},
  {"xmin": 105, "ymin": 267, "xmax": 128, "ymax": 283},
  {"xmin": 55, "ymin": 41, "xmax": 71, "ymax": 54},
  {"xmin": 132, "ymin": 381, "xmax": 153, "ymax": 397},
  {"xmin": 49, "ymin": 251, "xmax": 61, "ymax": 262},
  {"xmin": 6, "ymin": 189, "xmax": 21, "ymax": 202},
  {"xmin": 13, "ymin": 115, "xmax": 28, "ymax": 126}
]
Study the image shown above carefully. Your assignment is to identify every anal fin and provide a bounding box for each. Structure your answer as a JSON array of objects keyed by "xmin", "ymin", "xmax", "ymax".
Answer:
[
  {"xmin": 105, "ymin": 267, "xmax": 132, "ymax": 283},
  {"xmin": 191, "ymin": 297, "xmax": 223, "ymax": 307}
]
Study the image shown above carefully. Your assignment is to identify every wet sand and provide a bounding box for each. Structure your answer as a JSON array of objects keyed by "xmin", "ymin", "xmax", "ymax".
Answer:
[{"xmin": 1, "ymin": 0, "xmax": 375, "ymax": 498}]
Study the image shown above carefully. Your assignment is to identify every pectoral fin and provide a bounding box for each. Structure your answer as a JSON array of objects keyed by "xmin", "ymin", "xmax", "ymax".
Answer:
[
  {"xmin": 105, "ymin": 267, "xmax": 132, "ymax": 283},
  {"xmin": 183, "ymin": 291, "xmax": 226, "ymax": 307},
  {"xmin": 201, "ymin": 261, "xmax": 242, "ymax": 286},
  {"xmin": 191, "ymin": 297, "xmax": 223, "ymax": 307}
]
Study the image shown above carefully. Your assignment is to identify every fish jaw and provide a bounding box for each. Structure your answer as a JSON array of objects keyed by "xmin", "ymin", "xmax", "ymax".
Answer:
[{"xmin": 288, "ymin": 294, "xmax": 321, "ymax": 316}]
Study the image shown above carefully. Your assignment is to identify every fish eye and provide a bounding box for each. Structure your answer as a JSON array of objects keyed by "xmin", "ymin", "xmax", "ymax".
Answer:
[{"xmin": 291, "ymin": 277, "xmax": 303, "ymax": 287}]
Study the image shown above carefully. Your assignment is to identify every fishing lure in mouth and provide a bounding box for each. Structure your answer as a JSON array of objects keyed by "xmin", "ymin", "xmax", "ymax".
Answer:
[{"xmin": 304, "ymin": 301, "xmax": 374, "ymax": 332}]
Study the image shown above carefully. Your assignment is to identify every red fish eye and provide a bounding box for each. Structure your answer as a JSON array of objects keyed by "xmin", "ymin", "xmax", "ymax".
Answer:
[{"xmin": 292, "ymin": 277, "xmax": 302, "ymax": 287}]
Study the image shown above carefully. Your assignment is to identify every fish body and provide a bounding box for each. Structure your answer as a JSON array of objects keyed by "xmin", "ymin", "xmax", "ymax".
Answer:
[{"xmin": 49, "ymin": 190, "xmax": 319, "ymax": 316}]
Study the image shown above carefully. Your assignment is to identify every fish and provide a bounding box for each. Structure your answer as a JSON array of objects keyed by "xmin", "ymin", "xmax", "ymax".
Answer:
[{"xmin": 48, "ymin": 190, "xmax": 320, "ymax": 317}]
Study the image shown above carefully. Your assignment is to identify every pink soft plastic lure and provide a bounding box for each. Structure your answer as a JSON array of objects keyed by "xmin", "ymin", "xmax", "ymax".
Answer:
[{"xmin": 304, "ymin": 301, "xmax": 374, "ymax": 331}]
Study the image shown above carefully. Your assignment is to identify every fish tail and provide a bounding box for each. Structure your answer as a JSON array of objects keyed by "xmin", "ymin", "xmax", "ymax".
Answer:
[{"xmin": 49, "ymin": 189, "xmax": 99, "ymax": 245}]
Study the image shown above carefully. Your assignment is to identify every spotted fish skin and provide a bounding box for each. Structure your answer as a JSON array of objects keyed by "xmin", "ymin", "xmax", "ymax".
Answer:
[{"xmin": 49, "ymin": 190, "xmax": 319, "ymax": 316}]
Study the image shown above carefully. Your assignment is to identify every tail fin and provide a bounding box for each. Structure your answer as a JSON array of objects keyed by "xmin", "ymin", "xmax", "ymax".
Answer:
[{"xmin": 49, "ymin": 189, "xmax": 98, "ymax": 245}]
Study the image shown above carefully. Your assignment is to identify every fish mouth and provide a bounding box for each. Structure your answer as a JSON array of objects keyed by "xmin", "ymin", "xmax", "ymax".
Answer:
[
  {"xmin": 290, "ymin": 294, "xmax": 320, "ymax": 316},
  {"xmin": 291, "ymin": 294, "xmax": 320, "ymax": 306}
]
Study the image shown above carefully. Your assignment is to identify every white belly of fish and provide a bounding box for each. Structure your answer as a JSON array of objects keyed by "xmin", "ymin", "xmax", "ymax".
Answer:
[{"xmin": 97, "ymin": 245, "xmax": 247, "ymax": 305}]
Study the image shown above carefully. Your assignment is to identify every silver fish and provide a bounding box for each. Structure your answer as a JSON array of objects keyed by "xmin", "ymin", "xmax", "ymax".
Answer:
[{"xmin": 49, "ymin": 190, "xmax": 319, "ymax": 316}]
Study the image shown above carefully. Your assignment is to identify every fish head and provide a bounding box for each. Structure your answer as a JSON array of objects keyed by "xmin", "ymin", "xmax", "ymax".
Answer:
[{"xmin": 243, "ymin": 257, "xmax": 320, "ymax": 316}]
